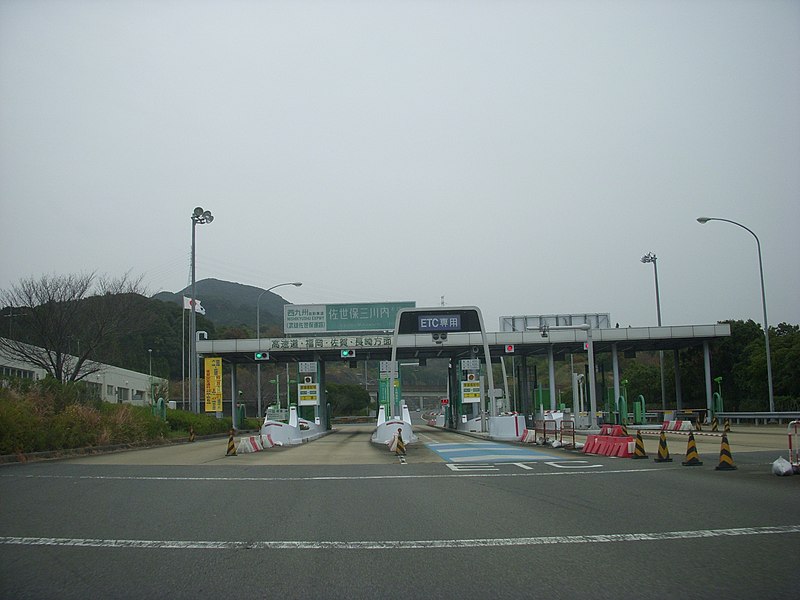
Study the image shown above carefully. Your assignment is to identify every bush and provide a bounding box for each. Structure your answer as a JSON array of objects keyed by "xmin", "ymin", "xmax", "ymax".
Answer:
[
  {"xmin": 0, "ymin": 389, "xmax": 47, "ymax": 454},
  {"xmin": 166, "ymin": 409, "xmax": 231, "ymax": 436},
  {"xmin": 0, "ymin": 377, "xmax": 173, "ymax": 455}
]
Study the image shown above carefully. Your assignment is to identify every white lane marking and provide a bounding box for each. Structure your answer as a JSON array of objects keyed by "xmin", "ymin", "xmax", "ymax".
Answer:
[
  {"xmin": 2, "ymin": 468, "xmax": 667, "ymax": 482},
  {"xmin": 2, "ymin": 526, "xmax": 799, "ymax": 551}
]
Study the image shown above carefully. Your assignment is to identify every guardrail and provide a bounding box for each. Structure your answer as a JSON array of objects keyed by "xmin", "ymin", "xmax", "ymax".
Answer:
[{"xmin": 717, "ymin": 412, "xmax": 800, "ymax": 425}]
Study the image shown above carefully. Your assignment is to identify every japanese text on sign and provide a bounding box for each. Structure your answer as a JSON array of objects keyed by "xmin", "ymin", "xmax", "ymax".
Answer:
[{"xmin": 204, "ymin": 357, "xmax": 223, "ymax": 412}]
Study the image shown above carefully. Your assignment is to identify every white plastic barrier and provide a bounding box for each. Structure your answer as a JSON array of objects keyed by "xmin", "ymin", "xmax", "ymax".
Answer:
[
  {"xmin": 457, "ymin": 415, "xmax": 483, "ymax": 433},
  {"xmin": 488, "ymin": 414, "xmax": 526, "ymax": 441},
  {"xmin": 260, "ymin": 406, "xmax": 326, "ymax": 446}
]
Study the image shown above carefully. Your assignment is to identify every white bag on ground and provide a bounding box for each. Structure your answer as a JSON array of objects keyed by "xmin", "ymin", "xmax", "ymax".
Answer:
[{"xmin": 771, "ymin": 456, "xmax": 794, "ymax": 476}]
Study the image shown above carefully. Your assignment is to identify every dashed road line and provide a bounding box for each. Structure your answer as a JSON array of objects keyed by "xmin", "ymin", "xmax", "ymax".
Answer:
[
  {"xmin": 1, "ymin": 468, "xmax": 668, "ymax": 483},
  {"xmin": 2, "ymin": 526, "xmax": 798, "ymax": 551}
]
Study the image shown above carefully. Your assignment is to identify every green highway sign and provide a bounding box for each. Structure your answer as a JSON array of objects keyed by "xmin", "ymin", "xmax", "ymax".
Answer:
[{"xmin": 284, "ymin": 302, "xmax": 415, "ymax": 334}]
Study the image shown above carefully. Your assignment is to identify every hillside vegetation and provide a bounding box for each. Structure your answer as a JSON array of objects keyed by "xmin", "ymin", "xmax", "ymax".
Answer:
[{"xmin": 0, "ymin": 377, "xmax": 239, "ymax": 456}]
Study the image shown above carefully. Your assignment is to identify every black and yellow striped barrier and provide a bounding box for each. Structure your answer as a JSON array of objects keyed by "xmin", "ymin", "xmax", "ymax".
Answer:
[
  {"xmin": 654, "ymin": 431, "xmax": 672, "ymax": 463},
  {"xmin": 715, "ymin": 433, "xmax": 737, "ymax": 471},
  {"xmin": 225, "ymin": 430, "xmax": 237, "ymax": 457},
  {"xmin": 632, "ymin": 430, "xmax": 648, "ymax": 459},
  {"xmin": 681, "ymin": 432, "xmax": 703, "ymax": 466}
]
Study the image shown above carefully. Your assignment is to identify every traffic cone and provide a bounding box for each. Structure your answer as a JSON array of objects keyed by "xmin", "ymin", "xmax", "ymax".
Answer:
[
  {"xmin": 724, "ymin": 419, "xmax": 731, "ymax": 433},
  {"xmin": 711, "ymin": 417, "xmax": 719, "ymax": 432},
  {"xmin": 189, "ymin": 426, "xmax": 196, "ymax": 443},
  {"xmin": 619, "ymin": 422, "xmax": 628, "ymax": 437},
  {"xmin": 654, "ymin": 431, "xmax": 673, "ymax": 463},
  {"xmin": 715, "ymin": 433, "xmax": 737, "ymax": 471},
  {"xmin": 632, "ymin": 430, "xmax": 648, "ymax": 459},
  {"xmin": 681, "ymin": 432, "xmax": 703, "ymax": 466},
  {"xmin": 695, "ymin": 418, "xmax": 703, "ymax": 432},
  {"xmin": 226, "ymin": 429, "xmax": 237, "ymax": 456}
]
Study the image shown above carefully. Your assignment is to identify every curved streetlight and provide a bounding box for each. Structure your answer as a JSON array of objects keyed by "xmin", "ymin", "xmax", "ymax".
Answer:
[
  {"xmin": 697, "ymin": 217, "xmax": 774, "ymax": 412},
  {"xmin": 641, "ymin": 252, "xmax": 667, "ymax": 411},
  {"xmin": 256, "ymin": 282, "xmax": 302, "ymax": 417},
  {"xmin": 190, "ymin": 207, "xmax": 213, "ymax": 413}
]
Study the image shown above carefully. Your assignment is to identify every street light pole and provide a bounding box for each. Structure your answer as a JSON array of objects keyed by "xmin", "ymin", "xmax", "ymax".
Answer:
[
  {"xmin": 641, "ymin": 252, "xmax": 667, "ymax": 411},
  {"xmin": 148, "ymin": 348, "xmax": 153, "ymax": 405},
  {"xmin": 256, "ymin": 282, "xmax": 302, "ymax": 417},
  {"xmin": 697, "ymin": 217, "xmax": 774, "ymax": 412},
  {"xmin": 189, "ymin": 207, "xmax": 214, "ymax": 414}
]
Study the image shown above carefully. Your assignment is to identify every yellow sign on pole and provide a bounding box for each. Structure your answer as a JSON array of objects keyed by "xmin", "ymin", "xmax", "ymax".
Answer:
[
  {"xmin": 204, "ymin": 357, "xmax": 223, "ymax": 412},
  {"xmin": 461, "ymin": 380, "xmax": 482, "ymax": 404},
  {"xmin": 298, "ymin": 383, "xmax": 319, "ymax": 406}
]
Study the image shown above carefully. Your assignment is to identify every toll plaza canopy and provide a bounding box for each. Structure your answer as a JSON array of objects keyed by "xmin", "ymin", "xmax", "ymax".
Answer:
[
  {"xmin": 196, "ymin": 324, "xmax": 731, "ymax": 364},
  {"xmin": 198, "ymin": 323, "xmax": 731, "ymax": 426}
]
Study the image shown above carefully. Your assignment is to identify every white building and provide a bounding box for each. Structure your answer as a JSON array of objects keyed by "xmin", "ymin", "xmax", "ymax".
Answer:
[{"xmin": 0, "ymin": 338, "xmax": 168, "ymax": 405}]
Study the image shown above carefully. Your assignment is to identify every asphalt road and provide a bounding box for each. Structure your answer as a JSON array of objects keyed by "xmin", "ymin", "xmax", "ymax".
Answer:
[{"xmin": 1, "ymin": 424, "xmax": 798, "ymax": 599}]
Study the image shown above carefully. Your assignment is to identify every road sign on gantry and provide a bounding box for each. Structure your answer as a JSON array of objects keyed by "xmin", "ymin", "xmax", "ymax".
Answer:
[
  {"xmin": 395, "ymin": 307, "xmax": 483, "ymax": 335},
  {"xmin": 390, "ymin": 306, "xmax": 497, "ymax": 417}
]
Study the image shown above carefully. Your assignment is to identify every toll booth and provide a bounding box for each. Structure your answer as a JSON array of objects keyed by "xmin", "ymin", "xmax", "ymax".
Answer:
[{"xmin": 377, "ymin": 373, "xmax": 401, "ymax": 418}]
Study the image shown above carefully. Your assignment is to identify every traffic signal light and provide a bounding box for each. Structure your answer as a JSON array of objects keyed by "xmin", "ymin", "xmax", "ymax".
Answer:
[
  {"xmin": 504, "ymin": 344, "xmax": 515, "ymax": 353},
  {"xmin": 432, "ymin": 332, "xmax": 448, "ymax": 343},
  {"xmin": 254, "ymin": 351, "xmax": 270, "ymax": 360},
  {"xmin": 340, "ymin": 349, "xmax": 356, "ymax": 358}
]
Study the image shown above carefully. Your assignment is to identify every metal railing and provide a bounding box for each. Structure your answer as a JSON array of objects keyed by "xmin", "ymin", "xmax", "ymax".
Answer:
[{"xmin": 717, "ymin": 411, "xmax": 800, "ymax": 424}]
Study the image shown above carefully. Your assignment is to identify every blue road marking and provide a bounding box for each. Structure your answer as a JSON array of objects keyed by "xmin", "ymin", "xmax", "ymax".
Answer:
[{"xmin": 426, "ymin": 442, "xmax": 555, "ymax": 463}]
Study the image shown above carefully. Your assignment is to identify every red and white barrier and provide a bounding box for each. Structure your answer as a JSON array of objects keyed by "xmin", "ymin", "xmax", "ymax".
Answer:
[
  {"xmin": 236, "ymin": 435, "xmax": 263, "ymax": 454},
  {"xmin": 661, "ymin": 420, "xmax": 694, "ymax": 432},
  {"xmin": 236, "ymin": 434, "xmax": 284, "ymax": 453},
  {"xmin": 583, "ymin": 434, "xmax": 634, "ymax": 458}
]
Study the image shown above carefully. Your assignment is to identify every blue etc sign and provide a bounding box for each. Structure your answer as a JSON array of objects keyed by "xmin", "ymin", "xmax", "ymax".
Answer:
[{"xmin": 417, "ymin": 314, "xmax": 462, "ymax": 332}]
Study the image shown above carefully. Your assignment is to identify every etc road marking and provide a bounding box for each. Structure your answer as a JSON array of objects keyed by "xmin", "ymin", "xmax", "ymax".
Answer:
[
  {"xmin": 2, "ymin": 526, "xmax": 799, "ymax": 551},
  {"xmin": 426, "ymin": 441, "xmax": 571, "ymax": 463},
  {"xmin": 445, "ymin": 460, "xmax": 602, "ymax": 472}
]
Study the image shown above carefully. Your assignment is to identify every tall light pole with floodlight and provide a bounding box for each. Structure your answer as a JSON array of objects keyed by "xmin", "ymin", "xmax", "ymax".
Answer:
[
  {"xmin": 641, "ymin": 252, "xmax": 667, "ymax": 411},
  {"xmin": 256, "ymin": 282, "xmax": 302, "ymax": 417},
  {"xmin": 190, "ymin": 207, "xmax": 213, "ymax": 413},
  {"xmin": 696, "ymin": 217, "xmax": 774, "ymax": 412}
]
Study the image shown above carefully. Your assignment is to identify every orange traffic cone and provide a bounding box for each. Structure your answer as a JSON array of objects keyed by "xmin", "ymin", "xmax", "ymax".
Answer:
[
  {"xmin": 715, "ymin": 433, "xmax": 737, "ymax": 471},
  {"xmin": 681, "ymin": 432, "xmax": 703, "ymax": 466}
]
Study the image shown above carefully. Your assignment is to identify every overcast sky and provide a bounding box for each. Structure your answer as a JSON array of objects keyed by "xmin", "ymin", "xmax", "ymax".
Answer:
[{"xmin": 1, "ymin": 0, "xmax": 798, "ymax": 332}]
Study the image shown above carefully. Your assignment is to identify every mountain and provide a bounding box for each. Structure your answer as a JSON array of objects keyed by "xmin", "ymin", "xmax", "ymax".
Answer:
[{"xmin": 152, "ymin": 278, "xmax": 292, "ymax": 334}]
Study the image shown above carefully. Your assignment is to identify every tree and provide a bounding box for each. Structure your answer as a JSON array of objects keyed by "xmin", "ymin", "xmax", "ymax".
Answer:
[
  {"xmin": 0, "ymin": 272, "xmax": 145, "ymax": 382},
  {"xmin": 326, "ymin": 383, "xmax": 370, "ymax": 416}
]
